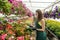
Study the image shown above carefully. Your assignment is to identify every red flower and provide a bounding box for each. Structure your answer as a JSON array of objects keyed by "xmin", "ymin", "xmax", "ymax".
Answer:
[
  {"xmin": 6, "ymin": 23, "xmax": 12, "ymax": 29},
  {"xmin": 17, "ymin": 20, "xmax": 22, "ymax": 23},
  {"xmin": 8, "ymin": 30, "xmax": 14, "ymax": 34}
]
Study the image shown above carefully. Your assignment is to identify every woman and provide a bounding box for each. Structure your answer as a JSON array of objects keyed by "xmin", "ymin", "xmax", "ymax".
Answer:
[{"xmin": 35, "ymin": 9, "xmax": 46, "ymax": 40}]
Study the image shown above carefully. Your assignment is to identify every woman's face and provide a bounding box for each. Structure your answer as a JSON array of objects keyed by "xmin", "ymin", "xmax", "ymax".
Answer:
[{"xmin": 35, "ymin": 12, "xmax": 38, "ymax": 18}]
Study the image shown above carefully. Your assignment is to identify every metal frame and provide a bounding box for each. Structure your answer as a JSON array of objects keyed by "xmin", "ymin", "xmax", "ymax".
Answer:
[
  {"xmin": 22, "ymin": 0, "xmax": 60, "ymax": 12},
  {"xmin": 23, "ymin": 1, "xmax": 55, "ymax": 3},
  {"xmin": 44, "ymin": 1, "xmax": 60, "ymax": 10}
]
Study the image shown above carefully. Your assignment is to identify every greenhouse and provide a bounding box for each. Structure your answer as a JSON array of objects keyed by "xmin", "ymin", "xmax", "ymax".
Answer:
[{"xmin": 0, "ymin": 0, "xmax": 60, "ymax": 40}]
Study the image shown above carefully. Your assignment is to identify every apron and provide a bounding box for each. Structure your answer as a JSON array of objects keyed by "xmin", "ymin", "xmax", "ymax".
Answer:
[{"xmin": 35, "ymin": 20, "xmax": 47, "ymax": 40}]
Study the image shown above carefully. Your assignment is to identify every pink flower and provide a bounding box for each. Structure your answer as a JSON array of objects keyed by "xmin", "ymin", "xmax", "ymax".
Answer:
[
  {"xmin": 8, "ymin": 36, "xmax": 14, "ymax": 40},
  {"xmin": 8, "ymin": 0, "xmax": 14, "ymax": 3},
  {"xmin": 16, "ymin": 0, "xmax": 22, "ymax": 3},
  {"xmin": 17, "ymin": 36, "xmax": 24, "ymax": 40},
  {"xmin": 9, "ymin": 37, "xmax": 12, "ymax": 40},
  {"xmin": 28, "ymin": 12, "xmax": 33, "ymax": 17},
  {"xmin": 23, "ymin": 4, "xmax": 26, "ymax": 8},
  {"xmin": 0, "ymin": 26, "xmax": 3, "ymax": 30},
  {"xmin": 12, "ymin": 1, "xmax": 18, "ymax": 7},
  {"xmin": 1, "ymin": 34, "xmax": 7, "ymax": 40},
  {"xmin": 8, "ymin": 19, "xmax": 13, "ymax": 22}
]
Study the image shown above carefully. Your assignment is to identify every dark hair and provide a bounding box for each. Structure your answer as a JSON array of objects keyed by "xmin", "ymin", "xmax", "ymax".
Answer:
[{"xmin": 36, "ymin": 9, "xmax": 43, "ymax": 21}]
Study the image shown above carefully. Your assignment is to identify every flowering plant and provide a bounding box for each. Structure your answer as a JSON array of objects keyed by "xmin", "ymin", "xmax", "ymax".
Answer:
[{"xmin": 44, "ymin": 6, "xmax": 60, "ymax": 19}]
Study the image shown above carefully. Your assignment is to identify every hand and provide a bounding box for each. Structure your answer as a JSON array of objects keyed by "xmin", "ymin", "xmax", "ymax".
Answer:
[
  {"xmin": 29, "ymin": 26, "xmax": 36, "ymax": 30},
  {"xmin": 36, "ymin": 29, "xmax": 39, "ymax": 31}
]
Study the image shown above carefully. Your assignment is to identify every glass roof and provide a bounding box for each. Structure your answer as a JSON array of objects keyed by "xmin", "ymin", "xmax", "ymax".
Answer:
[{"xmin": 22, "ymin": 0, "xmax": 60, "ymax": 12}]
